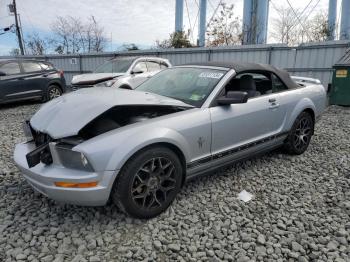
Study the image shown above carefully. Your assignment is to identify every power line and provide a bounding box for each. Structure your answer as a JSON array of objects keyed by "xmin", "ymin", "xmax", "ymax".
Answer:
[
  {"xmin": 208, "ymin": 0, "xmax": 215, "ymax": 11},
  {"xmin": 285, "ymin": 0, "xmax": 313, "ymax": 40},
  {"xmin": 288, "ymin": 0, "xmax": 314, "ymax": 29},
  {"xmin": 300, "ymin": 0, "xmax": 321, "ymax": 21},
  {"xmin": 289, "ymin": 0, "xmax": 318, "ymax": 31},
  {"xmin": 184, "ymin": 0, "xmax": 193, "ymax": 41},
  {"xmin": 207, "ymin": 0, "xmax": 222, "ymax": 27}
]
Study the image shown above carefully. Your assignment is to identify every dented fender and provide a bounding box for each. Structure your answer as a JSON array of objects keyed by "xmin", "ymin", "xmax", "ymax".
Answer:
[{"xmin": 75, "ymin": 125, "xmax": 191, "ymax": 172}]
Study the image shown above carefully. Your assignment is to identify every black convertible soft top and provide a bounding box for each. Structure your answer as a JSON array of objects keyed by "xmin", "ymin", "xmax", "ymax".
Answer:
[{"xmin": 187, "ymin": 61, "xmax": 298, "ymax": 89}]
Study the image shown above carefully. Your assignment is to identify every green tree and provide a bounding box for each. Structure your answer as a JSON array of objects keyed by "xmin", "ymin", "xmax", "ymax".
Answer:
[
  {"xmin": 206, "ymin": 3, "xmax": 242, "ymax": 46},
  {"xmin": 156, "ymin": 31, "xmax": 193, "ymax": 49},
  {"xmin": 121, "ymin": 43, "xmax": 139, "ymax": 51}
]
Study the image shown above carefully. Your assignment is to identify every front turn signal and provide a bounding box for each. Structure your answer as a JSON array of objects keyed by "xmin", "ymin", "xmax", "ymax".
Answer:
[{"xmin": 54, "ymin": 181, "xmax": 98, "ymax": 188}]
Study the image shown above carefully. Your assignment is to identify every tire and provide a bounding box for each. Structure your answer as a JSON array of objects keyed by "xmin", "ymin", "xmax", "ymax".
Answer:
[
  {"xmin": 283, "ymin": 111, "xmax": 314, "ymax": 155},
  {"xmin": 46, "ymin": 85, "xmax": 62, "ymax": 101},
  {"xmin": 111, "ymin": 146, "xmax": 183, "ymax": 219}
]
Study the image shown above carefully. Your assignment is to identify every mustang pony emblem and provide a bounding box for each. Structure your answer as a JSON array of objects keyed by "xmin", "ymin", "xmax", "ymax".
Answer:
[{"xmin": 198, "ymin": 137, "xmax": 205, "ymax": 148}]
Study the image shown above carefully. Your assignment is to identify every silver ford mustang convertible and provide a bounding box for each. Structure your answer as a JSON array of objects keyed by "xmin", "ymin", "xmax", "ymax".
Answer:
[{"xmin": 14, "ymin": 62, "xmax": 327, "ymax": 218}]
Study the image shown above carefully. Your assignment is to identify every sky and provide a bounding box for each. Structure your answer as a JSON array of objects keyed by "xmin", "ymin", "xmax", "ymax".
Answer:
[{"xmin": 0, "ymin": 0, "xmax": 336, "ymax": 55}]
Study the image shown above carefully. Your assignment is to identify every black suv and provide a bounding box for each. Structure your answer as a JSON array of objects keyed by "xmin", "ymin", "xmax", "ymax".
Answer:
[{"xmin": 0, "ymin": 59, "xmax": 66, "ymax": 104}]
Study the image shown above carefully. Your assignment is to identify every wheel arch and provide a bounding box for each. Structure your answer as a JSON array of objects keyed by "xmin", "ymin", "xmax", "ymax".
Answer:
[
  {"xmin": 108, "ymin": 141, "xmax": 188, "ymax": 204},
  {"xmin": 47, "ymin": 80, "xmax": 63, "ymax": 91},
  {"xmin": 286, "ymin": 98, "xmax": 316, "ymax": 131},
  {"xmin": 119, "ymin": 142, "xmax": 187, "ymax": 186}
]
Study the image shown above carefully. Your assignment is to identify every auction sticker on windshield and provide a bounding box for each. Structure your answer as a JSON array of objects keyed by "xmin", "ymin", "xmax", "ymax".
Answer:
[{"xmin": 199, "ymin": 72, "xmax": 224, "ymax": 79}]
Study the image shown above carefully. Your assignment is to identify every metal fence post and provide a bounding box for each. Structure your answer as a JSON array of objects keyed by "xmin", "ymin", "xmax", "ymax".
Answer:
[{"xmin": 79, "ymin": 54, "xmax": 83, "ymax": 74}]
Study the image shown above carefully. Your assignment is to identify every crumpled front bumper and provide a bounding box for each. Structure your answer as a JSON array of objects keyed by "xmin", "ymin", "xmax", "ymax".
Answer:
[{"xmin": 14, "ymin": 142, "xmax": 119, "ymax": 206}]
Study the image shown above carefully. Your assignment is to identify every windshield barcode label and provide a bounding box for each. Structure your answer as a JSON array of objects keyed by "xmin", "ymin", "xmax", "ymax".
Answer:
[{"xmin": 199, "ymin": 72, "xmax": 224, "ymax": 79}]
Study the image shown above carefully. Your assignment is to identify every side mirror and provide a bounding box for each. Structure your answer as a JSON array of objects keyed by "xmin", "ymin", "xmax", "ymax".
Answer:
[
  {"xmin": 217, "ymin": 91, "xmax": 248, "ymax": 105},
  {"xmin": 0, "ymin": 71, "xmax": 6, "ymax": 77}
]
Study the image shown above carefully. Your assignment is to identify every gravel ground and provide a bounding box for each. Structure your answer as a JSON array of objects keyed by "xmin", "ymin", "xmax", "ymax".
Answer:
[{"xmin": 0, "ymin": 102, "xmax": 349, "ymax": 262}]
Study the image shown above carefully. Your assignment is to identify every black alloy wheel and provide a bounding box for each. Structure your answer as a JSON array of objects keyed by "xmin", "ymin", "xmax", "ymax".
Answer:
[
  {"xmin": 284, "ymin": 111, "xmax": 314, "ymax": 155},
  {"xmin": 131, "ymin": 157, "xmax": 177, "ymax": 209},
  {"xmin": 111, "ymin": 146, "xmax": 183, "ymax": 219},
  {"xmin": 293, "ymin": 116, "xmax": 312, "ymax": 151}
]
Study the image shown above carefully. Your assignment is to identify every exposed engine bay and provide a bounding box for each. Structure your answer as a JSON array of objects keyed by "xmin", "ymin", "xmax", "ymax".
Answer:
[
  {"xmin": 25, "ymin": 105, "xmax": 190, "ymax": 168},
  {"xmin": 79, "ymin": 105, "xmax": 190, "ymax": 139}
]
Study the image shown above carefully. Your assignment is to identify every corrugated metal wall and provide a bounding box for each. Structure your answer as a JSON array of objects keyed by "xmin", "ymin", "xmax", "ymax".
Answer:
[{"xmin": 2, "ymin": 40, "xmax": 349, "ymax": 86}]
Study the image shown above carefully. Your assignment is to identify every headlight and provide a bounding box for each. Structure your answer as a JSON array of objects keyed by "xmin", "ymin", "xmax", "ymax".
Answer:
[
  {"xmin": 95, "ymin": 79, "xmax": 117, "ymax": 87},
  {"xmin": 53, "ymin": 144, "xmax": 94, "ymax": 172}
]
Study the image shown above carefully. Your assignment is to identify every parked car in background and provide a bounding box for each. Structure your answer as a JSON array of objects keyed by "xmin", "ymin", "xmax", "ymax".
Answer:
[
  {"xmin": 14, "ymin": 62, "xmax": 327, "ymax": 219},
  {"xmin": 71, "ymin": 57, "xmax": 171, "ymax": 90},
  {"xmin": 0, "ymin": 59, "xmax": 66, "ymax": 104},
  {"xmin": 70, "ymin": 56, "xmax": 171, "ymax": 90}
]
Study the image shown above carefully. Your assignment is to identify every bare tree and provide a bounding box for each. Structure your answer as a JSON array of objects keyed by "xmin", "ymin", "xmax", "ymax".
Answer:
[
  {"xmin": 206, "ymin": 3, "xmax": 242, "ymax": 47},
  {"xmin": 9, "ymin": 48, "xmax": 20, "ymax": 56},
  {"xmin": 85, "ymin": 16, "xmax": 106, "ymax": 52},
  {"xmin": 25, "ymin": 33, "xmax": 47, "ymax": 55},
  {"xmin": 50, "ymin": 15, "xmax": 106, "ymax": 54},
  {"xmin": 304, "ymin": 12, "xmax": 330, "ymax": 42},
  {"xmin": 271, "ymin": 6, "xmax": 330, "ymax": 45},
  {"xmin": 270, "ymin": 6, "xmax": 301, "ymax": 45}
]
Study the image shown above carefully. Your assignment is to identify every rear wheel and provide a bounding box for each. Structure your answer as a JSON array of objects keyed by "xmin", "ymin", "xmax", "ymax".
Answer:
[
  {"xmin": 284, "ymin": 111, "xmax": 314, "ymax": 155},
  {"xmin": 46, "ymin": 85, "xmax": 62, "ymax": 101},
  {"xmin": 111, "ymin": 146, "xmax": 183, "ymax": 219}
]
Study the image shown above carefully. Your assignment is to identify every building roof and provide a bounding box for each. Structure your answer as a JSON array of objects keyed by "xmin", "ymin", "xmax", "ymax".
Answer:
[
  {"xmin": 334, "ymin": 48, "xmax": 350, "ymax": 66},
  {"xmin": 0, "ymin": 58, "xmax": 47, "ymax": 64},
  {"xmin": 186, "ymin": 61, "xmax": 298, "ymax": 89}
]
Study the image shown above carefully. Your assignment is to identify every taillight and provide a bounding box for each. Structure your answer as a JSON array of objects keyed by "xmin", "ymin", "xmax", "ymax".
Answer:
[{"xmin": 59, "ymin": 70, "xmax": 64, "ymax": 77}]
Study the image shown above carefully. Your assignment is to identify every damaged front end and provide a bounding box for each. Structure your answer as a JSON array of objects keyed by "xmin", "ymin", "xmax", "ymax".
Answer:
[
  {"xmin": 25, "ymin": 122, "xmax": 91, "ymax": 171},
  {"xmin": 24, "ymin": 104, "xmax": 190, "ymax": 169}
]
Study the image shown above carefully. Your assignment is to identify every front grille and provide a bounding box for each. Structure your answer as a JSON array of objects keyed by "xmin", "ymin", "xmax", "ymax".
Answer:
[
  {"xmin": 26, "ymin": 129, "xmax": 53, "ymax": 167},
  {"xmin": 33, "ymin": 131, "xmax": 52, "ymax": 147}
]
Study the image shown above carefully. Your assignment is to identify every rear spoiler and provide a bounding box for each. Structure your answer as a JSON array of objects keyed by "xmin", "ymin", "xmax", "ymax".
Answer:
[{"xmin": 291, "ymin": 76, "xmax": 321, "ymax": 85}]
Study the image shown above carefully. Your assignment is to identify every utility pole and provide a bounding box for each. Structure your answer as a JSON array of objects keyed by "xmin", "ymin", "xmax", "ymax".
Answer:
[
  {"xmin": 198, "ymin": 0, "xmax": 207, "ymax": 47},
  {"xmin": 12, "ymin": 0, "xmax": 24, "ymax": 55},
  {"xmin": 175, "ymin": 0, "xmax": 184, "ymax": 32}
]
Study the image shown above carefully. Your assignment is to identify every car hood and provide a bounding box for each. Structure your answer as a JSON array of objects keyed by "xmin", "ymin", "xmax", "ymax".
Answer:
[
  {"xmin": 71, "ymin": 73, "xmax": 125, "ymax": 85},
  {"xmin": 30, "ymin": 88, "xmax": 193, "ymax": 139}
]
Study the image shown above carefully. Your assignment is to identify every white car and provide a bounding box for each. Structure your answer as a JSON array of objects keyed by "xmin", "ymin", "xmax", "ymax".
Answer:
[{"xmin": 71, "ymin": 56, "xmax": 171, "ymax": 90}]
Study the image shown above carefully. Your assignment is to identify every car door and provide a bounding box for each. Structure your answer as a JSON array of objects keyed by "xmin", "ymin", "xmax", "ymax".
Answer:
[
  {"xmin": 128, "ymin": 61, "xmax": 149, "ymax": 88},
  {"xmin": 20, "ymin": 61, "xmax": 46, "ymax": 98},
  {"xmin": 0, "ymin": 61, "xmax": 24, "ymax": 102},
  {"xmin": 209, "ymin": 72, "xmax": 287, "ymax": 157}
]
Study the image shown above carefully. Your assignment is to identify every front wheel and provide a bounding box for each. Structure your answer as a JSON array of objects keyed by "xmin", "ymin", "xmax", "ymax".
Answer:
[
  {"xmin": 284, "ymin": 111, "xmax": 314, "ymax": 155},
  {"xmin": 46, "ymin": 85, "xmax": 62, "ymax": 101},
  {"xmin": 111, "ymin": 146, "xmax": 183, "ymax": 219}
]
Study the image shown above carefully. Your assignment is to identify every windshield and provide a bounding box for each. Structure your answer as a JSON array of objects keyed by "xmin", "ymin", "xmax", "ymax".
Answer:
[
  {"xmin": 94, "ymin": 59, "xmax": 134, "ymax": 73},
  {"xmin": 136, "ymin": 67, "xmax": 226, "ymax": 107}
]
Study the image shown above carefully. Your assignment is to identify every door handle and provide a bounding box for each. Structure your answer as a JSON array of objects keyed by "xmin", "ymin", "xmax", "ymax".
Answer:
[
  {"xmin": 268, "ymin": 98, "xmax": 276, "ymax": 103},
  {"xmin": 269, "ymin": 103, "xmax": 280, "ymax": 109}
]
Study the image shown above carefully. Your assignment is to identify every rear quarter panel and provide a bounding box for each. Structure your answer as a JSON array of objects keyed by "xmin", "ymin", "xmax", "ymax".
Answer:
[{"xmin": 279, "ymin": 84, "xmax": 326, "ymax": 131}]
